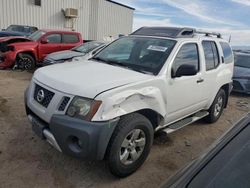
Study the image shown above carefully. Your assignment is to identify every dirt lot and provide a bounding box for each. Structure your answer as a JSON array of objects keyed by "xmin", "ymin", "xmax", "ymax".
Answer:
[{"xmin": 0, "ymin": 70, "xmax": 249, "ymax": 188}]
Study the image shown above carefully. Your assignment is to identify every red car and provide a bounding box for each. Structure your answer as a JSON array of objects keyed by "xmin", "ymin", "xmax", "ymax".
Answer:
[{"xmin": 0, "ymin": 29, "xmax": 83, "ymax": 69}]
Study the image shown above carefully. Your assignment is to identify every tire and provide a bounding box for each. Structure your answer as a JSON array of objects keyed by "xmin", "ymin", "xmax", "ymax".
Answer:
[
  {"xmin": 204, "ymin": 89, "xmax": 226, "ymax": 123},
  {"xmin": 16, "ymin": 53, "xmax": 35, "ymax": 71},
  {"xmin": 106, "ymin": 113, "xmax": 154, "ymax": 177}
]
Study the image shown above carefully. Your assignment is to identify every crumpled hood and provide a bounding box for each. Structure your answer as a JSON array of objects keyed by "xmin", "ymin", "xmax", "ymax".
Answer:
[
  {"xmin": 45, "ymin": 50, "xmax": 84, "ymax": 61},
  {"xmin": 34, "ymin": 60, "xmax": 152, "ymax": 98},
  {"xmin": 233, "ymin": 66, "xmax": 250, "ymax": 78}
]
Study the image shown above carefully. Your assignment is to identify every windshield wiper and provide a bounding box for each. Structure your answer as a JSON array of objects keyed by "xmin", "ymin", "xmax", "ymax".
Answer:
[
  {"xmin": 91, "ymin": 57, "xmax": 127, "ymax": 67},
  {"xmin": 91, "ymin": 57, "xmax": 153, "ymax": 74},
  {"xmin": 72, "ymin": 49, "xmax": 84, "ymax": 53}
]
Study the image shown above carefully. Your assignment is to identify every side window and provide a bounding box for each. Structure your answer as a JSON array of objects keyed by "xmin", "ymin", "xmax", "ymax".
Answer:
[
  {"xmin": 46, "ymin": 34, "xmax": 61, "ymax": 43},
  {"xmin": 63, "ymin": 34, "xmax": 79, "ymax": 43},
  {"xmin": 220, "ymin": 42, "xmax": 233, "ymax": 64},
  {"xmin": 202, "ymin": 41, "xmax": 219, "ymax": 70},
  {"xmin": 172, "ymin": 43, "xmax": 199, "ymax": 75}
]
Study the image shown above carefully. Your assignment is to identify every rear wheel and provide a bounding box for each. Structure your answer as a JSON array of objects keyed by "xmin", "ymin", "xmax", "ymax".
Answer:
[
  {"xmin": 107, "ymin": 113, "xmax": 154, "ymax": 177},
  {"xmin": 205, "ymin": 89, "xmax": 226, "ymax": 123}
]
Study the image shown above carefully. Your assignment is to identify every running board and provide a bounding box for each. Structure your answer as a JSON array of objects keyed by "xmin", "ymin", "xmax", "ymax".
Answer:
[{"xmin": 158, "ymin": 111, "xmax": 209, "ymax": 134}]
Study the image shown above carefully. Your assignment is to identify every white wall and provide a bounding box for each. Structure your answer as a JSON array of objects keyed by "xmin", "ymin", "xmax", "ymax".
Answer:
[{"xmin": 97, "ymin": 0, "xmax": 134, "ymax": 40}]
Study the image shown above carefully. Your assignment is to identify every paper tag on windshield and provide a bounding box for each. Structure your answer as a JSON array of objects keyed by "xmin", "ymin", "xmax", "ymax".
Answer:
[{"xmin": 147, "ymin": 45, "xmax": 168, "ymax": 52}]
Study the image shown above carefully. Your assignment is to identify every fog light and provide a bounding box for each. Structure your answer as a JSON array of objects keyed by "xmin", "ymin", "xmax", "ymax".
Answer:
[{"xmin": 68, "ymin": 136, "xmax": 83, "ymax": 153}]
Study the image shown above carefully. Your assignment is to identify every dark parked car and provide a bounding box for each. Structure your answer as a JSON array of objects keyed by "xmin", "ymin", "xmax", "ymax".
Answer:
[
  {"xmin": 0, "ymin": 25, "xmax": 38, "ymax": 37},
  {"xmin": 233, "ymin": 52, "xmax": 250, "ymax": 94},
  {"xmin": 162, "ymin": 112, "xmax": 250, "ymax": 188},
  {"xmin": 43, "ymin": 41, "xmax": 106, "ymax": 65}
]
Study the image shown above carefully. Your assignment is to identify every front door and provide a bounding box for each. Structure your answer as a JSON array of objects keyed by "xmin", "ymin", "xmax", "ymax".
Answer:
[
  {"xmin": 38, "ymin": 33, "xmax": 62, "ymax": 61},
  {"xmin": 165, "ymin": 42, "xmax": 206, "ymax": 124}
]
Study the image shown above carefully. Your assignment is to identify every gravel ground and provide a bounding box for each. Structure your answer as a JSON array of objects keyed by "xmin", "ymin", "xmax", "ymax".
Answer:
[{"xmin": 0, "ymin": 70, "xmax": 249, "ymax": 188}]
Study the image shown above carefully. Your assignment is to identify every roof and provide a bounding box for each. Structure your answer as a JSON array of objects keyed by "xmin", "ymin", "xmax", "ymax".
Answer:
[
  {"xmin": 106, "ymin": 0, "xmax": 135, "ymax": 10},
  {"xmin": 131, "ymin": 27, "xmax": 222, "ymax": 39},
  {"xmin": 40, "ymin": 29, "xmax": 81, "ymax": 34}
]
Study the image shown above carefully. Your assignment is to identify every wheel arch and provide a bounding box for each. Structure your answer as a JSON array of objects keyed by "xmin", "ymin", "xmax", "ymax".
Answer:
[
  {"xmin": 16, "ymin": 51, "xmax": 37, "ymax": 62},
  {"xmin": 220, "ymin": 83, "xmax": 230, "ymax": 108}
]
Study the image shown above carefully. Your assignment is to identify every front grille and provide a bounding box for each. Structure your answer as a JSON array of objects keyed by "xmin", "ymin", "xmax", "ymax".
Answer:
[
  {"xmin": 58, "ymin": 97, "xmax": 70, "ymax": 111},
  {"xmin": 233, "ymin": 80, "xmax": 244, "ymax": 91},
  {"xmin": 34, "ymin": 84, "xmax": 55, "ymax": 108}
]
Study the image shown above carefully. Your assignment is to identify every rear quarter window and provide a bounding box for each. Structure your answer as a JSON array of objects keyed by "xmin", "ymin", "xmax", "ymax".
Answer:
[
  {"xmin": 220, "ymin": 42, "xmax": 233, "ymax": 64},
  {"xmin": 62, "ymin": 34, "xmax": 79, "ymax": 43}
]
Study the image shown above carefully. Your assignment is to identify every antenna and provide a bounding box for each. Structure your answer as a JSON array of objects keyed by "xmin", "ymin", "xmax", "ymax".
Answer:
[{"xmin": 228, "ymin": 35, "xmax": 232, "ymax": 43}]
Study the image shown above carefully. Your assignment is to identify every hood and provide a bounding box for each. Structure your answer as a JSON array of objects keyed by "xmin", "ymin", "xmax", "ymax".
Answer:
[
  {"xmin": 45, "ymin": 50, "xmax": 84, "ymax": 61},
  {"xmin": 0, "ymin": 36, "xmax": 28, "ymax": 42},
  {"xmin": 233, "ymin": 66, "xmax": 250, "ymax": 78},
  {"xmin": 0, "ymin": 31, "xmax": 25, "ymax": 36},
  {"xmin": 34, "ymin": 60, "xmax": 152, "ymax": 98}
]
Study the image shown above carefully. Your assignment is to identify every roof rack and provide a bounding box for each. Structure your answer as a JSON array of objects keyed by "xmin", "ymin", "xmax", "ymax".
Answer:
[
  {"xmin": 195, "ymin": 30, "xmax": 222, "ymax": 38},
  {"xmin": 130, "ymin": 27, "xmax": 222, "ymax": 39}
]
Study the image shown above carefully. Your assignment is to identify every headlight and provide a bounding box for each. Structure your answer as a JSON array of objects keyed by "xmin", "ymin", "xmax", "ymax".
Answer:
[{"xmin": 66, "ymin": 97, "xmax": 102, "ymax": 121}]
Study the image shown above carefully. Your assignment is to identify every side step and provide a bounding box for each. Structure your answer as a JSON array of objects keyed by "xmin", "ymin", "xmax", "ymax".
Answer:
[{"xmin": 158, "ymin": 111, "xmax": 209, "ymax": 134}]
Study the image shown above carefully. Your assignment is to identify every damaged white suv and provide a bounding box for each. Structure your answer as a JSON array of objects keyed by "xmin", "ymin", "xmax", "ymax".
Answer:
[{"xmin": 25, "ymin": 27, "xmax": 234, "ymax": 177}]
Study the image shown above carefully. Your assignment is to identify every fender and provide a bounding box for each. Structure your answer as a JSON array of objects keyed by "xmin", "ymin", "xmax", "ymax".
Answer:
[
  {"xmin": 92, "ymin": 86, "xmax": 166, "ymax": 121},
  {"xmin": 13, "ymin": 44, "xmax": 38, "ymax": 61}
]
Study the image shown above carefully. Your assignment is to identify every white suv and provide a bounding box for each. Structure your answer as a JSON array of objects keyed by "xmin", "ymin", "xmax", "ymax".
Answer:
[{"xmin": 25, "ymin": 27, "xmax": 234, "ymax": 177}]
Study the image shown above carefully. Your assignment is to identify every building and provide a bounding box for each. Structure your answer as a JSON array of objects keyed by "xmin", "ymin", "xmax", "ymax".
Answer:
[{"xmin": 0, "ymin": 0, "xmax": 134, "ymax": 40}]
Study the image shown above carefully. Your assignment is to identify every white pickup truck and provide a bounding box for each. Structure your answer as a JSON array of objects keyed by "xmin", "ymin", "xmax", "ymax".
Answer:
[{"xmin": 25, "ymin": 27, "xmax": 234, "ymax": 177}]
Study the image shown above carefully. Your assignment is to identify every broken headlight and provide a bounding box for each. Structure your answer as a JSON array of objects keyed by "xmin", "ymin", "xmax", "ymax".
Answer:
[{"xmin": 66, "ymin": 97, "xmax": 102, "ymax": 121}]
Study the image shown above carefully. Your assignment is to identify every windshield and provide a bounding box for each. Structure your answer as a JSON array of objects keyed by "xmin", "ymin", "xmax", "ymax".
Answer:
[
  {"xmin": 72, "ymin": 42, "xmax": 104, "ymax": 53},
  {"xmin": 29, "ymin": 30, "xmax": 46, "ymax": 41},
  {"xmin": 93, "ymin": 36, "xmax": 176, "ymax": 75},
  {"xmin": 234, "ymin": 54, "xmax": 250, "ymax": 68},
  {"xmin": 6, "ymin": 25, "xmax": 27, "ymax": 33}
]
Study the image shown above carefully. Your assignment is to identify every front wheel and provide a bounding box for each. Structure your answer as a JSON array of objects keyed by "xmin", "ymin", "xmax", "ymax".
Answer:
[
  {"xmin": 106, "ymin": 113, "xmax": 154, "ymax": 177},
  {"xmin": 16, "ymin": 53, "xmax": 35, "ymax": 71},
  {"xmin": 205, "ymin": 89, "xmax": 226, "ymax": 123}
]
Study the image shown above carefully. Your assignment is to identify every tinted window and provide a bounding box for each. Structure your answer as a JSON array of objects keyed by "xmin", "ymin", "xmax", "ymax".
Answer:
[
  {"xmin": 63, "ymin": 34, "xmax": 79, "ymax": 43},
  {"xmin": 94, "ymin": 36, "xmax": 176, "ymax": 75},
  {"xmin": 202, "ymin": 41, "xmax": 220, "ymax": 70},
  {"xmin": 188, "ymin": 122, "xmax": 250, "ymax": 188},
  {"xmin": 234, "ymin": 54, "xmax": 250, "ymax": 68},
  {"xmin": 220, "ymin": 42, "xmax": 233, "ymax": 64},
  {"xmin": 46, "ymin": 34, "xmax": 61, "ymax": 43},
  {"xmin": 172, "ymin": 43, "xmax": 199, "ymax": 75}
]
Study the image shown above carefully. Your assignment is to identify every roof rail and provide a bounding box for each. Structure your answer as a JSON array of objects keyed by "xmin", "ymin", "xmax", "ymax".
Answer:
[
  {"xmin": 194, "ymin": 30, "xmax": 222, "ymax": 38},
  {"xmin": 130, "ymin": 27, "xmax": 222, "ymax": 38}
]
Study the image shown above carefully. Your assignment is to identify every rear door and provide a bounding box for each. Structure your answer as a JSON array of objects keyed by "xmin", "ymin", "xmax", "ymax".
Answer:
[
  {"xmin": 61, "ymin": 33, "xmax": 80, "ymax": 51},
  {"xmin": 166, "ymin": 42, "xmax": 207, "ymax": 123},
  {"xmin": 201, "ymin": 40, "xmax": 222, "ymax": 104},
  {"xmin": 38, "ymin": 33, "xmax": 62, "ymax": 61}
]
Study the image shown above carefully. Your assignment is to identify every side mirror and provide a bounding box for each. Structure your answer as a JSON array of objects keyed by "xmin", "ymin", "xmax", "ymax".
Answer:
[
  {"xmin": 173, "ymin": 64, "xmax": 197, "ymax": 78},
  {"xmin": 40, "ymin": 38, "xmax": 49, "ymax": 44}
]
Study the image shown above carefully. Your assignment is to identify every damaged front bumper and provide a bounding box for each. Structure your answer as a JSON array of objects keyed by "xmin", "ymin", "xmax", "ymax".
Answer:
[
  {"xmin": 0, "ymin": 53, "xmax": 15, "ymax": 69},
  {"xmin": 25, "ymin": 104, "xmax": 119, "ymax": 160}
]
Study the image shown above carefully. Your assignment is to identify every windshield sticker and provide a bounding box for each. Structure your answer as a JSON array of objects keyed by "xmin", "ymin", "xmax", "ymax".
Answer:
[{"xmin": 147, "ymin": 45, "xmax": 168, "ymax": 52}]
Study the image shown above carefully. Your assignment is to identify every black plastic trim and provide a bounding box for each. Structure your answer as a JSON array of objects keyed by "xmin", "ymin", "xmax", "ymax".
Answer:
[{"xmin": 106, "ymin": 0, "xmax": 135, "ymax": 10}]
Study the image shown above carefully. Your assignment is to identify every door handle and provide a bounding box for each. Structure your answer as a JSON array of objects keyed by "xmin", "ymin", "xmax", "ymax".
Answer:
[{"xmin": 197, "ymin": 78, "xmax": 204, "ymax": 83}]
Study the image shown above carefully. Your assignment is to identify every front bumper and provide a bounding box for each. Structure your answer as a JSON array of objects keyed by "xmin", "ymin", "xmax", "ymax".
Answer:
[{"xmin": 25, "ymin": 86, "xmax": 119, "ymax": 160}]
